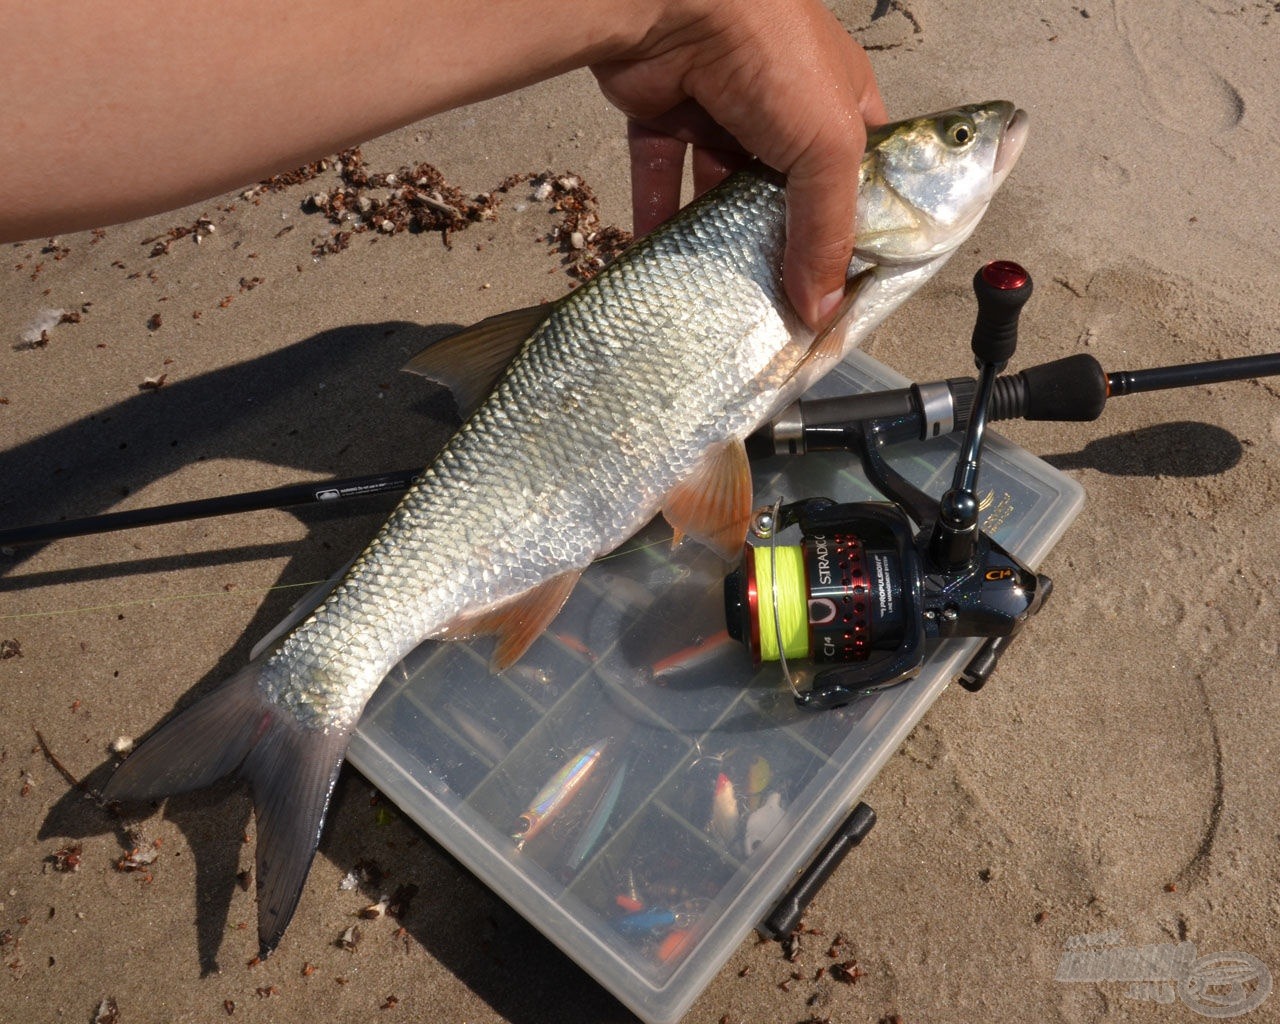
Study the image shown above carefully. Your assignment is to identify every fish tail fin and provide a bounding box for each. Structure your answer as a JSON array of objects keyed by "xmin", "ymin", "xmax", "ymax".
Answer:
[{"xmin": 101, "ymin": 662, "xmax": 350, "ymax": 958}]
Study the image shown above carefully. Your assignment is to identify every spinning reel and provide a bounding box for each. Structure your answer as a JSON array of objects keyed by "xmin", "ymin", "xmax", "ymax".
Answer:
[{"xmin": 724, "ymin": 261, "xmax": 1051, "ymax": 708}]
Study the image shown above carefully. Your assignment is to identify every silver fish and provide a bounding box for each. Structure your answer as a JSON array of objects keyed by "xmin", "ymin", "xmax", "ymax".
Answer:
[{"xmin": 102, "ymin": 101, "xmax": 1028, "ymax": 957}]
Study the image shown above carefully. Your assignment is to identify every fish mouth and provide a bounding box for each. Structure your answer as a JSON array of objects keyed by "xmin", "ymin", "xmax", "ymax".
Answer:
[{"xmin": 994, "ymin": 107, "xmax": 1029, "ymax": 185}]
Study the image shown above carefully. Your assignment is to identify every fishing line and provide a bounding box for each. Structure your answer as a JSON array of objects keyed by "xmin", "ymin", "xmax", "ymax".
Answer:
[
  {"xmin": 0, "ymin": 536, "xmax": 678, "ymax": 622},
  {"xmin": 0, "ymin": 579, "xmax": 321, "ymax": 622},
  {"xmin": 593, "ymin": 535, "xmax": 677, "ymax": 563},
  {"xmin": 763, "ymin": 498, "xmax": 806, "ymax": 703},
  {"xmin": 755, "ymin": 544, "xmax": 807, "ymax": 662}
]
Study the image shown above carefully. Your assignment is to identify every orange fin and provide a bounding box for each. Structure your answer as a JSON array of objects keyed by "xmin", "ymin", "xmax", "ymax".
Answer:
[
  {"xmin": 787, "ymin": 268, "xmax": 874, "ymax": 385},
  {"xmin": 662, "ymin": 438, "xmax": 752, "ymax": 562},
  {"xmin": 443, "ymin": 570, "xmax": 583, "ymax": 671},
  {"xmin": 402, "ymin": 303, "xmax": 554, "ymax": 418}
]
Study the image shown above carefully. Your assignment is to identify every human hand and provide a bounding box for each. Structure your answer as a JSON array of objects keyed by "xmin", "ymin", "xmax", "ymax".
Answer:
[{"xmin": 592, "ymin": 0, "xmax": 888, "ymax": 330}]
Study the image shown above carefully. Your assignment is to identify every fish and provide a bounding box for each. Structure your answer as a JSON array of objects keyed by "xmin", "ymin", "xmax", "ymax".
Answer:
[{"xmin": 100, "ymin": 101, "xmax": 1027, "ymax": 958}]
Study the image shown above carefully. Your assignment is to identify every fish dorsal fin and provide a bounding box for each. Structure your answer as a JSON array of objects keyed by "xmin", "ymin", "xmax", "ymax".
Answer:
[
  {"xmin": 402, "ymin": 303, "xmax": 554, "ymax": 418},
  {"xmin": 441, "ymin": 569, "xmax": 583, "ymax": 671},
  {"xmin": 662, "ymin": 438, "xmax": 753, "ymax": 562}
]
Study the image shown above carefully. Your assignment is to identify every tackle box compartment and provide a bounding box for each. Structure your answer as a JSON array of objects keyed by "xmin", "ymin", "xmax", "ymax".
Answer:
[{"xmin": 347, "ymin": 348, "xmax": 1085, "ymax": 1023}]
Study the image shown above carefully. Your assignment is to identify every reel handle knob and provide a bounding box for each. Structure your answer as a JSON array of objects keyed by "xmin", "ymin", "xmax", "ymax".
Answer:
[{"xmin": 971, "ymin": 260, "xmax": 1033, "ymax": 369}]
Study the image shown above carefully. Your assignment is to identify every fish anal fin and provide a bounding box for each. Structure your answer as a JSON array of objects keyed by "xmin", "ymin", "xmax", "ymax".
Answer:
[
  {"xmin": 662, "ymin": 439, "xmax": 753, "ymax": 562},
  {"xmin": 402, "ymin": 303, "xmax": 554, "ymax": 418},
  {"xmin": 444, "ymin": 570, "xmax": 584, "ymax": 671}
]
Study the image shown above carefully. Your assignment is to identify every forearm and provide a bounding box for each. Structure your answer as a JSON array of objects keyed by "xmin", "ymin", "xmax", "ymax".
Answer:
[{"xmin": 0, "ymin": 0, "xmax": 660, "ymax": 241}]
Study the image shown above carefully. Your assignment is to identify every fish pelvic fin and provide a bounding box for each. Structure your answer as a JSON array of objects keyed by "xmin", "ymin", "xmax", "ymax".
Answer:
[
  {"xmin": 440, "ymin": 569, "xmax": 584, "ymax": 672},
  {"xmin": 402, "ymin": 303, "xmax": 554, "ymax": 418},
  {"xmin": 101, "ymin": 662, "xmax": 350, "ymax": 959},
  {"xmin": 662, "ymin": 438, "xmax": 752, "ymax": 562}
]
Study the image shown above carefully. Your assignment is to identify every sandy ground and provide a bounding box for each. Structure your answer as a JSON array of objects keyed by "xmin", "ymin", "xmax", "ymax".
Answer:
[{"xmin": 3, "ymin": 2, "xmax": 1279, "ymax": 1022}]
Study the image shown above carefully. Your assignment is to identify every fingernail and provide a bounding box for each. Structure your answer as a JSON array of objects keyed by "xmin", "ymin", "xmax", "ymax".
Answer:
[{"xmin": 817, "ymin": 287, "xmax": 845, "ymax": 325}]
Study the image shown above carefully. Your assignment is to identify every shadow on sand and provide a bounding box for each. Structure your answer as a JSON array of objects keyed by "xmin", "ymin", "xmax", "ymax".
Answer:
[{"xmin": 21, "ymin": 319, "xmax": 636, "ymax": 1020}]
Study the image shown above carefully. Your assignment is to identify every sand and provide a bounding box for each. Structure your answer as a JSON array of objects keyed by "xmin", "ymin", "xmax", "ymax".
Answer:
[{"xmin": 2, "ymin": 2, "xmax": 1279, "ymax": 1022}]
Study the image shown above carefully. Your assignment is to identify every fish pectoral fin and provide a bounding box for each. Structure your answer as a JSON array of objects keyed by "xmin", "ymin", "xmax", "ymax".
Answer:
[
  {"xmin": 402, "ymin": 303, "xmax": 555, "ymax": 418},
  {"xmin": 444, "ymin": 569, "xmax": 584, "ymax": 671},
  {"xmin": 662, "ymin": 438, "xmax": 753, "ymax": 562},
  {"xmin": 788, "ymin": 268, "xmax": 875, "ymax": 383}
]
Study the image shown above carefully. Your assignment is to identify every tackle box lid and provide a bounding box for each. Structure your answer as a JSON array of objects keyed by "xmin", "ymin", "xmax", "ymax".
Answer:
[{"xmin": 347, "ymin": 348, "xmax": 1085, "ymax": 1024}]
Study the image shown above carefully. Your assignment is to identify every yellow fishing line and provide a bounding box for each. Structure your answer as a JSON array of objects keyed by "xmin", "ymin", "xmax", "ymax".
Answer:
[{"xmin": 754, "ymin": 544, "xmax": 809, "ymax": 662}]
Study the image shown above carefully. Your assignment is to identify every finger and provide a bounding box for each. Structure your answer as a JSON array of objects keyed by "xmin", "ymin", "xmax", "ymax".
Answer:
[
  {"xmin": 781, "ymin": 32, "xmax": 883, "ymax": 329},
  {"xmin": 858, "ymin": 75, "xmax": 890, "ymax": 129},
  {"xmin": 627, "ymin": 121, "xmax": 687, "ymax": 235},
  {"xmin": 630, "ymin": 98, "xmax": 742, "ymax": 154},
  {"xmin": 781, "ymin": 123, "xmax": 866, "ymax": 330},
  {"xmin": 691, "ymin": 146, "xmax": 752, "ymax": 198}
]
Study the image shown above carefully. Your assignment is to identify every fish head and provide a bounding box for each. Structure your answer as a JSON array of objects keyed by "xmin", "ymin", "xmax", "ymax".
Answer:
[{"xmin": 853, "ymin": 101, "xmax": 1028, "ymax": 266}]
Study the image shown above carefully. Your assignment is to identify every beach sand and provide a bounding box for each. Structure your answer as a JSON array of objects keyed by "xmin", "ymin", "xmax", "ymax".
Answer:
[{"xmin": 2, "ymin": 2, "xmax": 1278, "ymax": 1021}]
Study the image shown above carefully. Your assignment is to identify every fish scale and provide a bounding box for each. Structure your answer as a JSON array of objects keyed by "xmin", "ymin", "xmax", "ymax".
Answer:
[
  {"xmin": 265, "ymin": 172, "xmax": 802, "ymax": 725},
  {"xmin": 101, "ymin": 101, "xmax": 1028, "ymax": 959}
]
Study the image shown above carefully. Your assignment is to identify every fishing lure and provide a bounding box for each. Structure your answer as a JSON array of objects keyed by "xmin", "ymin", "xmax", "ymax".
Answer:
[
  {"xmin": 564, "ymin": 755, "xmax": 630, "ymax": 872},
  {"xmin": 709, "ymin": 771, "xmax": 739, "ymax": 846},
  {"xmin": 512, "ymin": 741, "xmax": 606, "ymax": 850}
]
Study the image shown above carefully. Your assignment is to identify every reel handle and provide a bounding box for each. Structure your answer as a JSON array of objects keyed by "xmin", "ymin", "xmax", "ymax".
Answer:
[
  {"xmin": 971, "ymin": 260, "xmax": 1033, "ymax": 369},
  {"xmin": 930, "ymin": 261, "xmax": 1034, "ymax": 569}
]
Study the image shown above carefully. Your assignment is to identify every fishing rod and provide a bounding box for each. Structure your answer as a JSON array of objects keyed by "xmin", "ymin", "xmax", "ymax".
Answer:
[
  {"xmin": 0, "ymin": 470, "xmax": 421, "ymax": 549},
  {"xmin": 1, "ymin": 329, "xmax": 1278, "ymax": 551},
  {"xmin": 748, "ymin": 349, "xmax": 1280, "ymax": 456}
]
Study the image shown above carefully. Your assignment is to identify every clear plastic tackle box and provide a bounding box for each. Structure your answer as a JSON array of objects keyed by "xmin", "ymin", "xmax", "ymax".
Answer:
[{"xmin": 347, "ymin": 348, "xmax": 1085, "ymax": 1024}]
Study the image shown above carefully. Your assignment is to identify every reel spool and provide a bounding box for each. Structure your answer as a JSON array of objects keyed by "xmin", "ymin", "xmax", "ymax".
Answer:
[
  {"xmin": 724, "ymin": 513, "xmax": 908, "ymax": 667},
  {"xmin": 723, "ymin": 499, "xmax": 930, "ymax": 709}
]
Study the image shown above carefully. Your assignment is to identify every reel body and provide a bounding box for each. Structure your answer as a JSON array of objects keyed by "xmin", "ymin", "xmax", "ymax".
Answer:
[
  {"xmin": 724, "ymin": 260, "xmax": 1052, "ymax": 709},
  {"xmin": 724, "ymin": 495, "xmax": 1049, "ymax": 709}
]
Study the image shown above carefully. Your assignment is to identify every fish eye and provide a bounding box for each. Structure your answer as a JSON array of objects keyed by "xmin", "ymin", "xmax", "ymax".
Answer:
[{"xmin": 942, "ymin": 115, "xmax": 977, "ymax": 147}]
